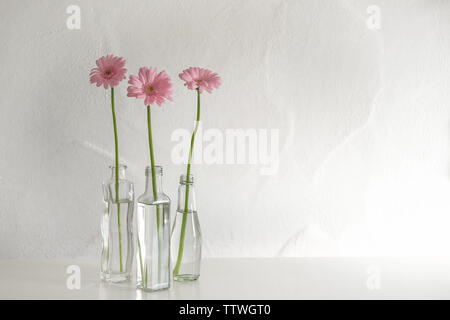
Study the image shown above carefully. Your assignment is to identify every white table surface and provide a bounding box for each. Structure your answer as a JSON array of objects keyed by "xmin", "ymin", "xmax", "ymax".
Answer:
[{"xmin": 1, "ymin": 258, "xmax": 449, "ymax": 299}]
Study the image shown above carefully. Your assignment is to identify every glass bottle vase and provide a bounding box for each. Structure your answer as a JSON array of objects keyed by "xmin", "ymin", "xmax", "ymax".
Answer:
[
  {"xmin": 101, "ymin": 164, "xmax": 134, "ymax": 283},
  {"xmin": 136, "ymin": 166, "xmax": 171, "ymax": 291},
  {"xmin": 171, "ymin": 174, "xmax": 202, "ymax": 281}
]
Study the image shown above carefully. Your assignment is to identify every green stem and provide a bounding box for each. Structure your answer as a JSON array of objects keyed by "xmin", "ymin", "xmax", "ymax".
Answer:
[
  {"xmin": 111, "ymin": 87, "xmax": 123, "ymax": 273},
  {"xmin": 173, "ymin": 88, "xmax": 200, "ymax": 276},
  {"xmin": 147, "ymin": 105, "xmax": 163, "ymax": 282}
]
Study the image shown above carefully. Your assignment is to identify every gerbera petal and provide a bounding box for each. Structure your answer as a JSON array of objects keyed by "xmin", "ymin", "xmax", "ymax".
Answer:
[
  {"xmin": 179, "ymin": 67, "xmax": 221, "ymax": 93},
  {"xmin": 89, "ymin": 54, "xmax": 127, "ymax": 89},
  {"xmin": 128, "ymin": 75, "xmax": 143, "ymax": 88},
  {"xmin": 127, "ymin": 67, "xmax": 173, "ymax": 106}
]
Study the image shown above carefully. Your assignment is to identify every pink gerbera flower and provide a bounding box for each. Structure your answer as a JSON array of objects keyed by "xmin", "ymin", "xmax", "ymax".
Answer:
[
  {"xmin": 127, "ymin": 67, "xmax": 173, "ymax": 106},
  {"xmin": 179, "ymin": 67, "xmax": 221, "ymax": 93},
  {"xmin": 89, "ymin": 54, "xmax": 127, "ymax": 89}
]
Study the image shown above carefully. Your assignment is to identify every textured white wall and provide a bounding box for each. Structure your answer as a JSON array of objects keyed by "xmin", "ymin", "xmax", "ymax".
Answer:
[{"xmin": 0, "ymin": 0, "xmax": 449, "ymax": 258}]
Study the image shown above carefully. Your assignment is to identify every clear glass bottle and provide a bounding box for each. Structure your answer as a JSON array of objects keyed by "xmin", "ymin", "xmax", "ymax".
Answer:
[
  {"xmin": 101, "ymin": 164, "xmax": 134, "ymax": 283},
  {"xmin": 171, "ymin": 174, "xmax": 202, "ymax": 281},
  {"xmin": 136, "ymin": 166, "xmax": 171, "ymax": 291}
]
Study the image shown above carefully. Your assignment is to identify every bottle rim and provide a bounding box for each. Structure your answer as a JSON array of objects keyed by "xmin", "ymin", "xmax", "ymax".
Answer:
[
  {"xmin": 109, "ymin": 164, "xmax": 127, "ymax": 170},
  {"xmin": 145, "ymin": 165, "xmax": 163, "ymax": 176},
  {"xmin": 180, "ymin": 174, "xmax": 194, "ymax": 184}
]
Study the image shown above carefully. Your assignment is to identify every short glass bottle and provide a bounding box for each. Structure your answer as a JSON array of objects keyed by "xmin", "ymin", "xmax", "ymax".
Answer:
[
  {"xmin": 101, "ymin": 164, "xmax": 134, "ymax": 283},
  {"xmin": 171, "ymin": 174, "xmax": 202, "ymax": 281},
  {"xmin": 136, "ymin": 166, "xmax": 171, "ymax": 291}
]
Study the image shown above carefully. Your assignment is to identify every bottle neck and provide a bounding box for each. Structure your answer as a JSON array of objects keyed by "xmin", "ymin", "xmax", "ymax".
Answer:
[
  {"xmin": 145, "ymin": 166, "xmax": 163, "ymax": 194},
  {"xmin": 177, "ymin": 174, "xmax": 196, "ymax": 212},
  {"xmin": 109, "ymin": 165, "xmax": 127, "ymax": 180}
]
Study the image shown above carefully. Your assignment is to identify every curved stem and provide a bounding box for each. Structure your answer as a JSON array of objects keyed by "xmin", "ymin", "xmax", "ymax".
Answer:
[
  {"xmin": 111, "ymin": 87, "xmax": 123, "ymax": 273},
  {"xmin": 147, "ymin": 106, "xmax": 158, "ymax": 200},
  {"xmin": 174, "ymin": 88, "xmax": 200, "ymax": 276},
  {"xmin": 147, "ymin": 105, "xmax": 163, "ymax": 282}
]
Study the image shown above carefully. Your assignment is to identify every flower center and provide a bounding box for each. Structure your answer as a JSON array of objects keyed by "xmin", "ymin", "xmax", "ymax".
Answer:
[
  {"xmin": 146, "ymin": 86, "xmax": 154, "ymax": 93},
  {"xmin": 195, "ymin": 79, "xmax": 203, "ymax": 84},
  {"xmin": 104, "ymin": 69, "xmax": 113, "ymax": 77}
]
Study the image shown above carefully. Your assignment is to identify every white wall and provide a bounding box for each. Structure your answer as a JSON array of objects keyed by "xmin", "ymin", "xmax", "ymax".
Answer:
[{"xmin": 0, "ymin": 0, "xmax": 449, "ymax": 258}]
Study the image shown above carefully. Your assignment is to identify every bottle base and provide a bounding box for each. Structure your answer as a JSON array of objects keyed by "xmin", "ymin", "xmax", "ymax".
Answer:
[
  {"xmin": 174, "ymin": 274, "xmax": 199, "ymax": 282},
  {"xmin": 137, "ymin": 282, "xmax": 170, "ymax": 292},
  {"xmin": 100, "ymin": 272, "xmax": 131, "ymax": 283}
]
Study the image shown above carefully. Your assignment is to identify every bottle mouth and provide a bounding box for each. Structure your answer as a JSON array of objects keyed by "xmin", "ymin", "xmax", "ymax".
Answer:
[
  {"xmin": 109, "ymin": 164, "xmax": 127, "ymax": 170},
  {"xmin": 146, "ymin": 166, "xmax": 163, "ymax": 176},
  {"xmin": 180, "ymin": 174, "xmax": 194, "ymax": 184}
]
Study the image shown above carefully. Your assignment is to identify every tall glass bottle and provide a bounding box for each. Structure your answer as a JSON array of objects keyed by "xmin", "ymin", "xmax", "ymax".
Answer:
[
  {"xmin": 136, "ymin": 166, "xmax": 171, "ymax": 291},
  {"xmin": 171, "ymin": 174, "xmax": 202, "ymax": 281},
  {"xmin": 101, "ymin": 164, "xmax": 134, "ymax": 283}
]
